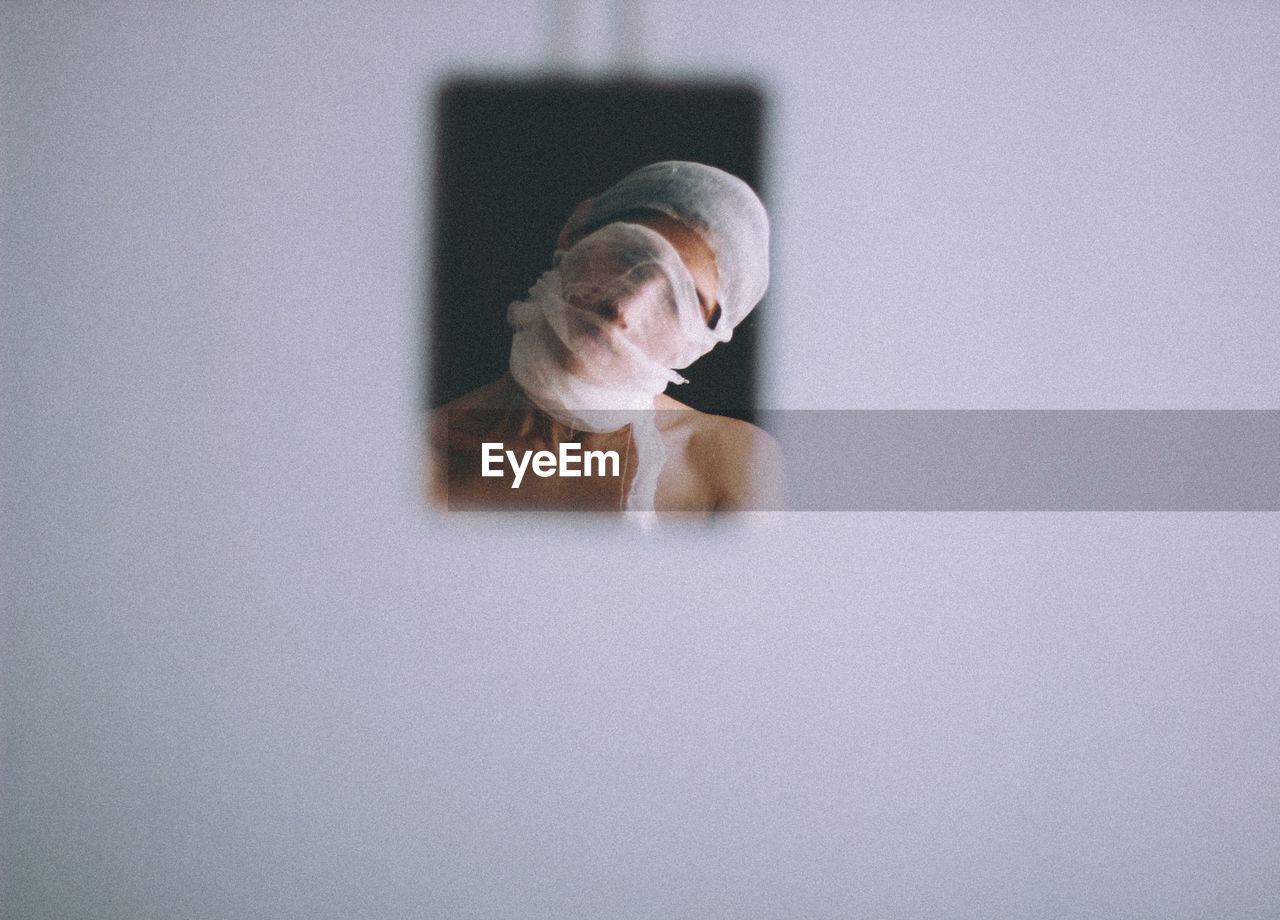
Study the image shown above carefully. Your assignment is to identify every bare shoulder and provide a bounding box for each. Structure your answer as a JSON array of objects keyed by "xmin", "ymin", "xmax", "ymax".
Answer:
[
  {"xmin": 433, "ymin": 376, "xmax": 513, "ymax": 414},
  {"xmin": 655, "ymin": 395, "xmax": 784, "ymax": 510},
  {"xmin": 428, "ymin": 376, "xmax": 515, "ymax": 439},
  {"xmin": 424, "ymin": 377, "xmax": 514, "ymax": 505}
]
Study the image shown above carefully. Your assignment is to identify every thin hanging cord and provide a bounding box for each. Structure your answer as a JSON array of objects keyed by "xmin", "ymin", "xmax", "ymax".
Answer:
[
  {"xmin": 612, "ymin": 0, "xmax": 650, "ymax": 73},
  {"xmin": 546, "ymin": 0, "xmax": 651, "ymax": 73},
  {"xmin": 546, "ymin": 0, "xmax": 576, "ymax": 70}
]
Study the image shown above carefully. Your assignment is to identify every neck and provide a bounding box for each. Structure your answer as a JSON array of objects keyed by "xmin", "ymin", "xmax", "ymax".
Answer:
[
  {"xmin": 494, "ymin": 373, "xmax": 666, "ymax": 518},
  {"xmin": 500, "ymin": 374, "xmax": 600, "ymax": 446}
]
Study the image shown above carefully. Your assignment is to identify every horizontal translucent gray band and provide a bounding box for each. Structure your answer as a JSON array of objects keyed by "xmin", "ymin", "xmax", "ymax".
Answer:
[{"xmin": 762, "ymin": 410, "xmax": 1280, "ymax": 511}]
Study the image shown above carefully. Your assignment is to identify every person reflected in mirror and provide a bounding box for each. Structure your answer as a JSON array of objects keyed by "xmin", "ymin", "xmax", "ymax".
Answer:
[{"xmin": 428, "ymin": 161, "xmax": 782, "ymax": 520}]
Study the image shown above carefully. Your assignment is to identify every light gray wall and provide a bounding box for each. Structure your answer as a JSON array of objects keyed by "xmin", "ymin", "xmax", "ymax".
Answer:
[{"xmin": 4, "ymin": 2, "xmax": 1278, "ymax": 918}]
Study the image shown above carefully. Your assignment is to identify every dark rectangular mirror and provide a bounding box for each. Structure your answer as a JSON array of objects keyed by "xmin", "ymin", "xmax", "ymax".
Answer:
[{"xmin": 428, "ymin": 77, "xmax": 765, "ymax": 423}]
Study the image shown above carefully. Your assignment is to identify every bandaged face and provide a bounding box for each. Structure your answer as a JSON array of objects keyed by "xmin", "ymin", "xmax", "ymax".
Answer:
[
  {"xmin": 541, "ymin": 221, "xmax": 724, "ymax": 386},
  {"xmin": 503, "ymin": 162, "xmax": 768, "ymax": 515}
]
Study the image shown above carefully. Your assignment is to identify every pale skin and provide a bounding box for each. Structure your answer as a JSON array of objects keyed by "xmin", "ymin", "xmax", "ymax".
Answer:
[{"xmin": 426, "ymin": 206, "xmax": 783, "ymax": 517}]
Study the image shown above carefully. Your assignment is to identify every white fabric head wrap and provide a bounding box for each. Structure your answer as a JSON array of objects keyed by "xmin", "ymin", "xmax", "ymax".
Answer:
[
  {"xmin": 507, "ymin": 162, "xmax": 770, "ymax": 518},
  {"xmin": 563, "ymin": 160, "xmax": 770, "ymax": 342}
]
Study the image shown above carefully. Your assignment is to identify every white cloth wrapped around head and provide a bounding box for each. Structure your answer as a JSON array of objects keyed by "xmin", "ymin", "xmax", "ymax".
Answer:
[
  {"xmin": 555, "ymin": 221, "xmax": 720, "ymax": 376},
  {"xmin": 506, "ymin": 162, "xmax": 770, "ymax": 516},
  {"xmin": 560, "ymin": 160, "xmax": 770, "ymax": 343},
  {"xmin": 509, "ymin": 223, "xmax": 700, "ymax": 421}
]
